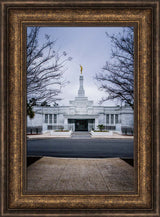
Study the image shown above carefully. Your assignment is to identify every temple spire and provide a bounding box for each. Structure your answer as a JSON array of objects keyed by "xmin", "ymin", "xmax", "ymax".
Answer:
[{"xmin": 78, "ymin": 67, "xmax": 85, "ymax": 97}]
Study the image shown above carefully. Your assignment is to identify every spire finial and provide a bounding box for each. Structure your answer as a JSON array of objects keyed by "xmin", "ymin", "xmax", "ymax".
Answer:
[{"xmin": 80, "ymin": 65, "xmax": 83, "ymax": 74}]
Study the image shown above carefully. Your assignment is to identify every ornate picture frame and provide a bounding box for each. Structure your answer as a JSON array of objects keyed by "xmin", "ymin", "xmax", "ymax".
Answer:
[{"xmin": 0, "ymin": 0, "xmax": 159, "ymax": 216}]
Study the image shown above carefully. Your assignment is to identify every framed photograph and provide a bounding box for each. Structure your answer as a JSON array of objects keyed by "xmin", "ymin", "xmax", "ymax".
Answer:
[
  {"xmin": 26, "ymin": 26, "xmax": 135, "ymax": 194},
  {"xmin": 0, "ymin": 0, "xmax": 159, "ymax": 216}
]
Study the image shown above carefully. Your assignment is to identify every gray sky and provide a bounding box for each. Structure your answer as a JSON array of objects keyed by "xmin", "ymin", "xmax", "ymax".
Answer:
[{"xmin": 37, "ymin": 27, "xmax": 126, "ymax": 106}]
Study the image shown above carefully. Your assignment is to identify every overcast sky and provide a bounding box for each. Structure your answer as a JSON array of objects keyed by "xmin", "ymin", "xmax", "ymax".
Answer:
[{"xmin": 33, "ymin": 27, "xmax": 127, "ymax": 106}]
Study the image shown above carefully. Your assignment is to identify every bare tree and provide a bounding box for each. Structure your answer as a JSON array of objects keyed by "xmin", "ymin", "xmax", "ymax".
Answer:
[
  {"xmin": 95, "ymin": 27, "xmax": 134, "ymax": 109},
  {"xmin": 27, "ymin": 27, "xmax": 71, "ymax": 104},
  {"xmin": 27, "ymin": 27, "xmax": 71, "ymax": 117}
]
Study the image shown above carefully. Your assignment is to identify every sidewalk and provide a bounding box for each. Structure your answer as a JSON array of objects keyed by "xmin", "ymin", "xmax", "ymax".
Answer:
[
  {"xmin": 27, "ymin": 133, "xmax": 133, "ymax": 140},
  {"xmin": 27, "ymin": 157, "xmax": 134, "ymax": 193},
  {"xmin": 91, "ymin": 134, "xmax": 134, "ymax": 139}
]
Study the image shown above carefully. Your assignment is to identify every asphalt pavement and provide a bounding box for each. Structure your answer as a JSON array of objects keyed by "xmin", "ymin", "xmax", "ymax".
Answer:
[{"xmin": 27, "ymin": 138, "xmax": 134, "ymax": 158}]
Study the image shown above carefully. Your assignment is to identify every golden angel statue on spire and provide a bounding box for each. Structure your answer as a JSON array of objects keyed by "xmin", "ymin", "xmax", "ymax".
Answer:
[{"xmin": 80, "ymin": 65, "xmax": 83, "ymax": 74}]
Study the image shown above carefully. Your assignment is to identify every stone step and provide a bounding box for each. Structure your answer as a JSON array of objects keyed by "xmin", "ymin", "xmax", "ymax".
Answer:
[{"xmin": 71, "ymin": 131, "xmax": 91, "ymax": 139}]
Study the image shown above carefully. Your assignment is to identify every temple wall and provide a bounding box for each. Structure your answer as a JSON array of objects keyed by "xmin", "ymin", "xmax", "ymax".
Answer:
[
  {"xmin": 120, "ymin": 113, "xmax": 134, "ymax": 127},
  {"xmin": 27, "ymin": 114, "xmax": 43, "ymax": 127}
]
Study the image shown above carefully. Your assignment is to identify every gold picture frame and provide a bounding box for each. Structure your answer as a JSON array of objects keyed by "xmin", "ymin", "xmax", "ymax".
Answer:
[{"xmin": 0, "ymin": 0, "xmax": 159, "ymax": 216}]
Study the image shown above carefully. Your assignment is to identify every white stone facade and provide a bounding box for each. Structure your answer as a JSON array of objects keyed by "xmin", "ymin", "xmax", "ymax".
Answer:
[{"xmin": 27, "ymin": 74, "xmax": 134, "ymax": 134}]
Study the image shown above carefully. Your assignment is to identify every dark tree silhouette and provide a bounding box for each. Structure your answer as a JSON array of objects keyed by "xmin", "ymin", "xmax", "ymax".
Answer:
[
  {"xmin": 27, "ymin": 98, "xmax": 37, "ymax": 119},
  {"xmin": 27, "ymin": 27, "xmax": 71, "ymax": 118},
  {"xmin": 95, "ymin": 27, "xmax": 134, "ymax": 109}
]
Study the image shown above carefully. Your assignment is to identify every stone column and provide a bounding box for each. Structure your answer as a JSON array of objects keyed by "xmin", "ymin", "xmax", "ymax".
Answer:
[
  {"xmin": 64, "ymin": 118, "xmax": 68, "ymax": 130},
  {"xmin": 95, "ymin": 118, "xmax": 99, "ymax": 130}
]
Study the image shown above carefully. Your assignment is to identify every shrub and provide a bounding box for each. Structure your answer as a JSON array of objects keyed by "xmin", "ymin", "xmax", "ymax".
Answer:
[
  {"xmin": 59, "ymin": 126, "xmax": 64, "ymax": 131},
  {"xmin": 97, "ymin": 124, "xmax": 105, "ymax": 132}
]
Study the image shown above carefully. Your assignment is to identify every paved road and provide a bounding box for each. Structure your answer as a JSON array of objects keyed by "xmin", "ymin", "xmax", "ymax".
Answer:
[{"xmin": 27, "ymin": 138, "xmax": 134, "ymax": 158}]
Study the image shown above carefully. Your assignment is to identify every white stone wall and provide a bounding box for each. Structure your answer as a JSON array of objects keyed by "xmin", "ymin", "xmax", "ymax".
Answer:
[
  {"xmin": 27, "ymin": 113, "xmax": 43, "ymax": 127},
  {"xmin": 98, "ymin": 114, "xmax": 106, "ymax": 125},
  {"xmin": 119, "ymin": 106, "xmax": 134, "ymax": 127},
  {"xmin": 58, "ymin": 114, "xmax": 65, "ymax": 124},
  {"xmin": 27, "ymin": 104, "xmax": 134, "ymax": 132},
  {"xmin": 121, "ymin": 113, "xmax": 134, "ymax": 127}
]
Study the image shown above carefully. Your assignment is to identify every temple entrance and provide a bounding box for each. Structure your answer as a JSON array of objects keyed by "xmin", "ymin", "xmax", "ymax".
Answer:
[{"xmin": 75, "ymin": 119, "xmax": 88, "ymax": 131}]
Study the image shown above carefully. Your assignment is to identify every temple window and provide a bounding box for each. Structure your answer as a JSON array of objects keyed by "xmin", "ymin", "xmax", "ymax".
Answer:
[
  {"xmin": 106, "ymin": 114, "xmax": 109, "ymax": 124},
  {"xmin": 49, "ymin": 114, "xmax": 52, "ymax": 123},
  {"xmin": 54, "ymin": 114, "xmax": 57, "ymax": 123},
  {"xmin": 111, "ymin": 114, "xmax": 114, "ymax": 124},
  {"xmin": 45, "ymin": 114, "xmax": 48, "ymax": 123},
  {"xmin": 115, "ymin": 114, "xmax": 118, "ymax": 124}
]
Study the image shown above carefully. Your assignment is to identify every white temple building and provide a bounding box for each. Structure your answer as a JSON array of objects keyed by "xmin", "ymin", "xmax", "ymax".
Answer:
[{"xmin": 27, "ymin": 72, "xmax": 134, "ymax": 134}]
